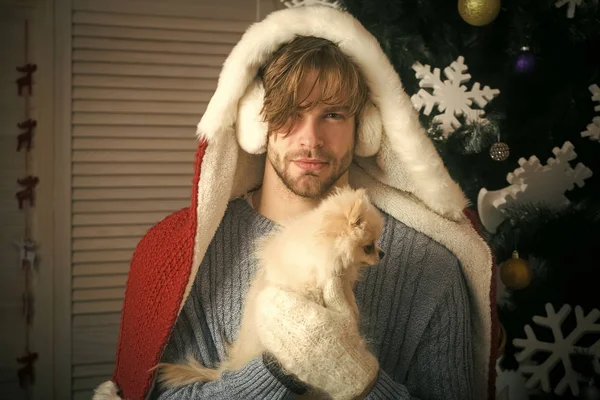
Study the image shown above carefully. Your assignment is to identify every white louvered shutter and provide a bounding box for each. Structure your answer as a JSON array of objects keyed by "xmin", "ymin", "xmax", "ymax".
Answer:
[{"xmin": 68, "ymin": 2, "xmax": 260, "ymax": 398}]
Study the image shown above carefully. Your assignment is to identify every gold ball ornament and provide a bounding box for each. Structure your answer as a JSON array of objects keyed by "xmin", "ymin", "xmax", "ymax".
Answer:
[
  {"xmin": 500, "ymin": 251, "xmax": 532, "ymax": 290},
  {"xmin": 458, "ymin": 0, "xmax": 501, "ymax": 26}
]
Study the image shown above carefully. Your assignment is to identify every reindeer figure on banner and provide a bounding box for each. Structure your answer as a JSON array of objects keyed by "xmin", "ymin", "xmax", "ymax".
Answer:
[
  {"xmin": 17, "ymin": 119, "xmax": 36, "ymax": 152},
  {"xmin": 15, "ymin": 63, "xmax": 37, "ymax": 96}
]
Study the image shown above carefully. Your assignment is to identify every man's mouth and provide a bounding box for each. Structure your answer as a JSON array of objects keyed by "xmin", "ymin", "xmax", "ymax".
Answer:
[{"xmin": 293, "ymin": 158, "xmax": 328, "ymax": 171}]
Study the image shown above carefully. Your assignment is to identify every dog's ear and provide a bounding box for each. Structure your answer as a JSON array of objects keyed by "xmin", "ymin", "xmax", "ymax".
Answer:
[
  {"xmin": 319, "ymin": 189, "xmax": 369, "ymax": 237},
  {"xmin": 350, "ymin": 213, "xmax": 363, "ymax": 228},
  {"xmin": 348, "ymin": 190, "xmax": 368, "ymax": 228},
  {"xmin": 319, "ymin": 211, "xmax": 349, "ymax": 237}
]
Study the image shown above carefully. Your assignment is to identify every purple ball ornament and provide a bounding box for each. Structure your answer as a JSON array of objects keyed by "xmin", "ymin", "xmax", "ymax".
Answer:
[
  {"xmin": 583, "ymin": 379, "xmax": 600, "ymax": 400},
  {"xmin": 515, "ymin": 46, "xmax": 536, "ymax": 74}
]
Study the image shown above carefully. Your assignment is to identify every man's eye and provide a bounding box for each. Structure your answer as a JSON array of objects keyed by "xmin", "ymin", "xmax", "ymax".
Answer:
[{"xmin": 325, "ymin": 113, "xmax": 344, "ymax": 120}]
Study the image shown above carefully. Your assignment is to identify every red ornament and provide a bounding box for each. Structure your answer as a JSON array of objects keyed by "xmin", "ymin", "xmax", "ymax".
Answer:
[
  {"xmin": 17, "ymin": 119, "xmax": 36, "ymax": 152},
  {"xmin": 16, "ymin": 63, "xmax": 37, "ymax": 96},
  {"xmin": 16, "ymin": 176, "xmax": 39, "ymax": 209},
  {"xmin": 16, "ymin": 352, "xmax": 38, "ymax": 389}
]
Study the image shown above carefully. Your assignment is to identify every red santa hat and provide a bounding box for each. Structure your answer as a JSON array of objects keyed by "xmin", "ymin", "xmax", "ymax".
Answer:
[{"xmin": 93, "ymin": 6, "xmax": 497, "ymax": 400}]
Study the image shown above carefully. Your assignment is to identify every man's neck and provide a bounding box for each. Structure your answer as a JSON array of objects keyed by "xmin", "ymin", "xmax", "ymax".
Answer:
[{"xmin": 253, "ymin": 164, "xmax": 348, "ymax": 223}]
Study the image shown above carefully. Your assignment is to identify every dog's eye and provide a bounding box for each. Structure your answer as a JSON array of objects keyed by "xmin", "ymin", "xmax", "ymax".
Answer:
[{"xmin": 363, "ymin": 243, "xmax": 374, "ymax": 254}]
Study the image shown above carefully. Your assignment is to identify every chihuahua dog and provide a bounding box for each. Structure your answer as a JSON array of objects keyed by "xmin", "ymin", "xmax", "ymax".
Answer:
[{"xmin": 155, "ymin": 186, "xmax": 385, "ymax": 387}]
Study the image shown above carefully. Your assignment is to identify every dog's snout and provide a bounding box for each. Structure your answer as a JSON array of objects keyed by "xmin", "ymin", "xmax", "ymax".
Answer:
[{"xmin": 378, "ymin": 250, "xmax": 385, "ymax": 259}]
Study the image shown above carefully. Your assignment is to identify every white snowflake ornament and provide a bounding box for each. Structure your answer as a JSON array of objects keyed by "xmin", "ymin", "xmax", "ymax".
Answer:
[
  {"xmin": 280, "ymin": 0, "xmax": 342, "ymax": 8},
  {"xmin": 496, "ymin": 358, "xmax": 530, "ymax": 400},
  {"xmin": 555, "ymin": 0, "xmax": 583, "ymax": 18},
  {"xmin": 582, "ymin": 84, "xmax": 600, "ymax": 142},
  {"xmin": 513, "ymin": 303, "xmax": 600, "ymax": 396},
  {"xmin": 477, "ymin": 141, "xmax": 593, "ymax": 233},
  {"xmin": 411, "ymin": 56, "xmax": 500, "ymax": 137}
]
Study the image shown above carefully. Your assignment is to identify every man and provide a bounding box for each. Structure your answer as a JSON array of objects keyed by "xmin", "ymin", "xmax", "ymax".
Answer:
[{"xmin": 93, "ymin": 6, "xmax": 496, "ymax": 400}]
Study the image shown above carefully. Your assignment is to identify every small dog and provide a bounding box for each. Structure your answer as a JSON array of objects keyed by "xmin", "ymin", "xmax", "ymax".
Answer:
[{"xmin": 155, "ymin": 186, "xmax": 385, "ymax": 387}]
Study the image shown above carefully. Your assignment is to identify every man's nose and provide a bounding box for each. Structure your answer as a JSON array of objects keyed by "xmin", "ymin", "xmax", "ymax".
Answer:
[{"xmin": 298, "ymin": 117, "xmax": 324, "ymax": 148}]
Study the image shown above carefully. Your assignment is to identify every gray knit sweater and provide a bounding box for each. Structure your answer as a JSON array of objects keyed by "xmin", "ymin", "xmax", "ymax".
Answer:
[{"xmin": 151, "ymin": 197, "xmax": 473, "ymax": 399}]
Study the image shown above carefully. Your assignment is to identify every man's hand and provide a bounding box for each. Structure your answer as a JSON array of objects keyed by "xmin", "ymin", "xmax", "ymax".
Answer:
[{"xmin": 255, "ymin": 277, "xmax": 379, "ymax": 400}]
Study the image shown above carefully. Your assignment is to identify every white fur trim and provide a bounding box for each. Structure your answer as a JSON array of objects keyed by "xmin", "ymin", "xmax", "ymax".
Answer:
[
  {"xmin": 92, "ymin": 381, "xmax": 122, "ymax": 400},
  {"xmin": 236, "ymin": 79, "xmax": 268, "ymax": 155},
  {"xmin": 197, "ymin": 6, "xmax": 467, "ymax": 219},
  {"xmin": 181, "ymin": 132, "xmax": 240, "ymax": 316},
  {"xmin": 355, "ymin": 101, "xmax": 382, "ymax": 157}
]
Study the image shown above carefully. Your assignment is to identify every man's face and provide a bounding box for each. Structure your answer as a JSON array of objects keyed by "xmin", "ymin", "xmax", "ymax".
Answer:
[{"xmin": 266, "ymin": 72, "xmax": 356, "ymax": 199}]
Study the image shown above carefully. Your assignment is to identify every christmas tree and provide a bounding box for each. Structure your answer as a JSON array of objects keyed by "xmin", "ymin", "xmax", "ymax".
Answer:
[{"xmin": 336, "ymin": 0, "xmax": 600, "ymax": 398}]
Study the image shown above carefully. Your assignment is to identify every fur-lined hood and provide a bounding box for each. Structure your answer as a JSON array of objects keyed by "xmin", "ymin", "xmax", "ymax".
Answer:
[
  {"xmin": 93, "ymin": 6, "xmax": 495, "ymax": 400},
  {"xmin": 199, "ymin": 5, "xmax": 469, "ymax": 219}
]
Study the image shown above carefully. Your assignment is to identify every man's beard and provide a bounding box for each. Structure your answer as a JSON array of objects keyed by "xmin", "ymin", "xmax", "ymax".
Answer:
[{"xmin": 268, "ymin": 146, "xmax": 353, "ymax": 199}]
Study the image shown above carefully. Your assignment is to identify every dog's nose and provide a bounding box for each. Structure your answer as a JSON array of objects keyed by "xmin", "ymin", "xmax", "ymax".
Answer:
[{"xmin": 378, "ymin": 250, "xmax": 385, "ymax": 259}]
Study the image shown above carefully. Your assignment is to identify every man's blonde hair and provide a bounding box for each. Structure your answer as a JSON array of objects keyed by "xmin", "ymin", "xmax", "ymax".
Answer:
[{"xmin": 259, "ymin": 36, "xmax": 369, "ymax": 134}]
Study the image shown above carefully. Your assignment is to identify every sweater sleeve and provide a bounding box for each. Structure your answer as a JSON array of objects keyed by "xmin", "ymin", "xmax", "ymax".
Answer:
[
  {"xmin": 146, "ymin": 200, "xmax": 304, "ymax": 399},
  {"xmin": 151, "ymin": 356, "xmax": 297, "ymax": 400},
  {"xmin": 364, "ymin": 259, "xmax": 474, "ymax": 400}
]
